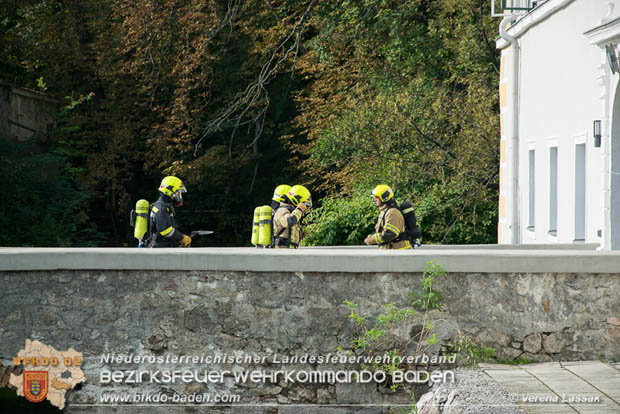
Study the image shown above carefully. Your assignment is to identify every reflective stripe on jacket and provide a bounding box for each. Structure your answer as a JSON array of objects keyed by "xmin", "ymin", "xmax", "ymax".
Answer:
[
  {"xmin": 273, "ymin": 203, "xmax": 304, "ymax": 247},
  {"xmin": 371, "ymin": 203, "xmax": 411, "ymax": 250},
  {"xmin": 150, "ymin": 195, "xmax": 184, "ymax": 247}
]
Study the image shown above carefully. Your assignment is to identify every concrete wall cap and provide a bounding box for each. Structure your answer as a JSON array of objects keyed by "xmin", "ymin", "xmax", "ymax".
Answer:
[{"xmin": 1, "ymin": 246, "xmax": 619, "ymax": 273}]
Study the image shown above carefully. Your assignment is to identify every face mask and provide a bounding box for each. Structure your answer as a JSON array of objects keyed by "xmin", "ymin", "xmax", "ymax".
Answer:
[{"xmin": 173, "ymin": 188, "xmax": 186, "ymax": 206}]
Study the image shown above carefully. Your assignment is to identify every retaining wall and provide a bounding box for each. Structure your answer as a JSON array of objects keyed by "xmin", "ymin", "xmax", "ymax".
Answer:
[{"xmin": 0, "ymin": 246, "xmax": 619, "ymax": 413}]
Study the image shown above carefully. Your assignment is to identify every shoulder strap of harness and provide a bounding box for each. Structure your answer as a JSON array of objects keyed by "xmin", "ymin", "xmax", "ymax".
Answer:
[
  {"xmin": 147, "ymin": 203, "xmax": 156, "ymax": 247},
  {"xmin": 380, "ymin": 207, "xmax": 408, "ymax": 244},
  {"xmin": 274, "ymin": 205, "xmax": 296, "ymax": 239},
  {"xmin": 380, "ymin": 207, "xmax": 398, "ymax": 228}
]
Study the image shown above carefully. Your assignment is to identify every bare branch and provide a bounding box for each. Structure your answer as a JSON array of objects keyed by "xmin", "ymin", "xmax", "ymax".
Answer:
[
  {"xmin": 207, "ymin": 0, "xmax": 242, "ymax": 42},
  {"xmin": 248, "ymin": 115, "xmax": 265, "ymax": 194},
  {"xmin": 194, "ymin": 0, "xmax": 317, "ymax": 158},
  {"xmin": 264, "ymin": 0, "xmax": 281, "ymax": 23}
]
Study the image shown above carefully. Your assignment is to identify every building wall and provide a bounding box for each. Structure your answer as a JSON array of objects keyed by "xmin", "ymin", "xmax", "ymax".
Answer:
[
  {"xmin": 498, "ymin": 0, "xmax": 620, "ymax": 246},
  {"xmin": 499, "ymin": 53, "xmax": 508, "ymax": 243},
  {"xmin": 0, "ymin": 83, "xmax": 58, "ymax": 140},
  {"xmin": 518, "ymin": 1, "xmax": 604, "ymax": 244}
]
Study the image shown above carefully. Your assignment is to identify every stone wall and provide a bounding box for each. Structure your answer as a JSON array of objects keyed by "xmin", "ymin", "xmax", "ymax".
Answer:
[
  {"xmin": 439, "ymin": 272, "xmax": 620, "ymax": 361},
  {"xmin": 1, "ymin": 267, "xmax": 619, "ymax": 413}
]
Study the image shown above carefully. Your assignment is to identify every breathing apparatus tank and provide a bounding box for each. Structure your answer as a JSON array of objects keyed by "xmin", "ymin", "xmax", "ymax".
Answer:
[
  {"xmin": 132, "ymin": 199, "xmax": 150, "ymax": 244},
  {"xmin": 251, "ymin": 206, "xmax": 261, "ymax": 246},
  {"xmin": 257, "ymin": 205, "xmax": 273, "ymax": 247},
  {"xmin": 399, "ymin": 201, "xmax": 421, "ymax": 240}
]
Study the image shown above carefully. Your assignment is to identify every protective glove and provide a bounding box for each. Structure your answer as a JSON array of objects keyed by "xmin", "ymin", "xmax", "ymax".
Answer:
[
  {"xmin": 179, "ymin": 234, "xmax": 192, "ymax": 247},
  {"xmin": 296, "ymin": 202, "xmax": 307, "ymax": 216},
  {"xmin": 364, "ymin": 235, "xmax": 374, "ymax": 245}
]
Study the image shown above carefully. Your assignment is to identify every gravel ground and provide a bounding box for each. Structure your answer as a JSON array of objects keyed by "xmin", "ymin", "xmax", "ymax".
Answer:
[{"xmin": 417, "ymin": 368, "xmax": 525, "ymax": 414}]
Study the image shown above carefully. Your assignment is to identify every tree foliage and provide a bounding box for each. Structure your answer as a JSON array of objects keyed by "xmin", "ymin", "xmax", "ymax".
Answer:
[
  {"xmin": 0, "ymin": 0, "xmax": 500, "ymax": 246},
  {"xmin": 302, "ymin": 190, "xmax": 377, "ymax": 246},
  {"xmin": 293, "ymin": 0, "xmax": 499, "ymax": 244},
  {"xmin": 0, "ymin": 134, "xmax": 102, "ymax": 246}
]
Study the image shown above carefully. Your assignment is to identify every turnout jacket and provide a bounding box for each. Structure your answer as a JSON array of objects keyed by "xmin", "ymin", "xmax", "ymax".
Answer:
[
  {"xmin": 273, "ymin": 202, "xmax": 304, "ymax": 247},
  {"xmin": 370, "ymin": 202, "xmax": 412, "ymax": 250},
  {"xmin": 150, "ymin": 195, "xmax": 185, "ymax": 247}
]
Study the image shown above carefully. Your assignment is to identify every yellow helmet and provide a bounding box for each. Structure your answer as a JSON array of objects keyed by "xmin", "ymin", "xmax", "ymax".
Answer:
[
  {"xmin": 371, "ymin": 184, "xmax": 393, "ymax": 203},
  {"xmin": 272, "ymin": 184, "xmax": 292, "ymax": 203},
  {"xmin": 159, "ymin": 176, "xmax": 187, "ymax": 204},
  {"xmin": 287, "ymin": 185, "xmax": 312, "ymax": 207}
]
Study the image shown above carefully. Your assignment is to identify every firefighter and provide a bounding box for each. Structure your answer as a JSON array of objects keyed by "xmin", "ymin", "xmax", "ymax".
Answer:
[
  {"xmin": 150, "ymin": 176, "xmax": 192, "ymax": 248},
  {"xmin": 270, "ymin": 184, "xmax": 291, "ymax": 212},
  {"xmin": 364, "ymin": 185, "xmax": 412, "ymax": 250},
  {"xmin": 272, "ymin": 185, "xmax": 312, "ymax": 248}
]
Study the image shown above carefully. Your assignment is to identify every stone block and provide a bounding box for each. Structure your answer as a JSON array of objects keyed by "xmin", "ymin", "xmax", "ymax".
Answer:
[
  {"xmin": 606, "ymin": 327, "xmax": 620, "ymax": 343},
  {"xmin": 523, "ymin": 333, "xmax": 542, "ymax": 354},
  {"xmin": 287, "ymin": 386, "xmax": 315, "ymax": 402},
  {"xmin": 416, "ymin": 390, "xmax": 440, "ymax": 414},
  {"xmin": 317, "ymin": 388, "xmax": 332, "ymax": 404},
  {"xmin": 443, "ymin": 390, "xmax": 462, "ymax": 414},
  {"xmin": 476, "ymin": 328, "xmax": 511, "ymax": 347},
  {"xmin": 542, "ymin": 332, "xmax": 565, "ymax": 354},
  {"xmin": 498, "ymin": 347, "xmax": 522, "ymax": 360},
  {"xmin": 183, "ymin": 382, "xmax": 205, "ymax": 394},
  {"xmin": 607, "ymin": 317, "xmax": 620, "ymax": 326},
  {"xmin": 521, "ymin": 352, "xmax": 553, "ymax": 362},
  {"xmin": 335, "ymin": 382, "xmax": 382, "ymax": 404},
  {"xmin": 252, "ymin": 384, "xmax": 282, "ymax": 396}
]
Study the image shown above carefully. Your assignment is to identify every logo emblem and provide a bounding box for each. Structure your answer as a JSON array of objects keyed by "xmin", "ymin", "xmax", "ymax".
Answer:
[{"xmin": 24, "ymin": 371, "xmax": 48, "ymax": 403}]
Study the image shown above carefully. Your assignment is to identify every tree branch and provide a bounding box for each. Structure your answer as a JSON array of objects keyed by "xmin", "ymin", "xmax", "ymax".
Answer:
[
  {"xmin": 264, "ymin": 0, "xmax": 281, "ymax": 23},
  {"xmin": 194, "ymin": 0, "xmax": 317, "ymax": 158}
]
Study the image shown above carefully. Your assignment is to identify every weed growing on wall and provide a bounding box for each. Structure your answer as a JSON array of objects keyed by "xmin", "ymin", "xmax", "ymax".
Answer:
[
  {"xmin": 410, "ymin": 261, "xmax": 446, "ymax": 311},
  {"xmin": 338, "ymin": 261, "xmax": 450, "ymax": 392},
  {"xmin": 448, "ymin": 332, "xmax": 497, "ymax": 365},
  {"xmin": 338, "ymin": 260, "xmax": 511, "ymax": 400}
]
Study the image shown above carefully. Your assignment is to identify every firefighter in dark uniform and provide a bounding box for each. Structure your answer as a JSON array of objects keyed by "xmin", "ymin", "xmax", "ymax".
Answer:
[
  {"xmin": 364, "ymin": 185, "xmax": 412, "ymax": 250},
  {"xmin": 272, "ymin": 185, "xmax": 312, "ymax": 249},
  {"xmin": 150, "ymin": 176, "xmax": 192, "ymax": 248}
]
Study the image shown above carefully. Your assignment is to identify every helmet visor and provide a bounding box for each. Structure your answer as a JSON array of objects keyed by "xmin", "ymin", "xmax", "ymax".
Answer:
[{"xmin": 173, "ymin": 187, "xmax": 187, "ymax": 204}]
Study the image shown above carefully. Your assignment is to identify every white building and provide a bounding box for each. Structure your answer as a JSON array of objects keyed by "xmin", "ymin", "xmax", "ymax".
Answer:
[{"xmin": 497, "ymin": 0, "xmax": 620, "ymax": 249}]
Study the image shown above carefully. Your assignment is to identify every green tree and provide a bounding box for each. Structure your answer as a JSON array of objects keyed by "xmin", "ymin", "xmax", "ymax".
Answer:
[
  {"xmin": 0, "ymin": 0, "xmax": 500, "ymax": 247},
  {"xmin": 0, "ymin": 134, "xmax": 102, "ymax": 246},
  {"xmin": 302, "ymin": 190, "xmax": 377, "ymax": 246},
  {"xmin": 0, "ymin": 0, "xmax": 310, "ymax": 246},
  {"xmin": 291, "ymin": 0, "xmax": 499, "ymax": 244}
]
